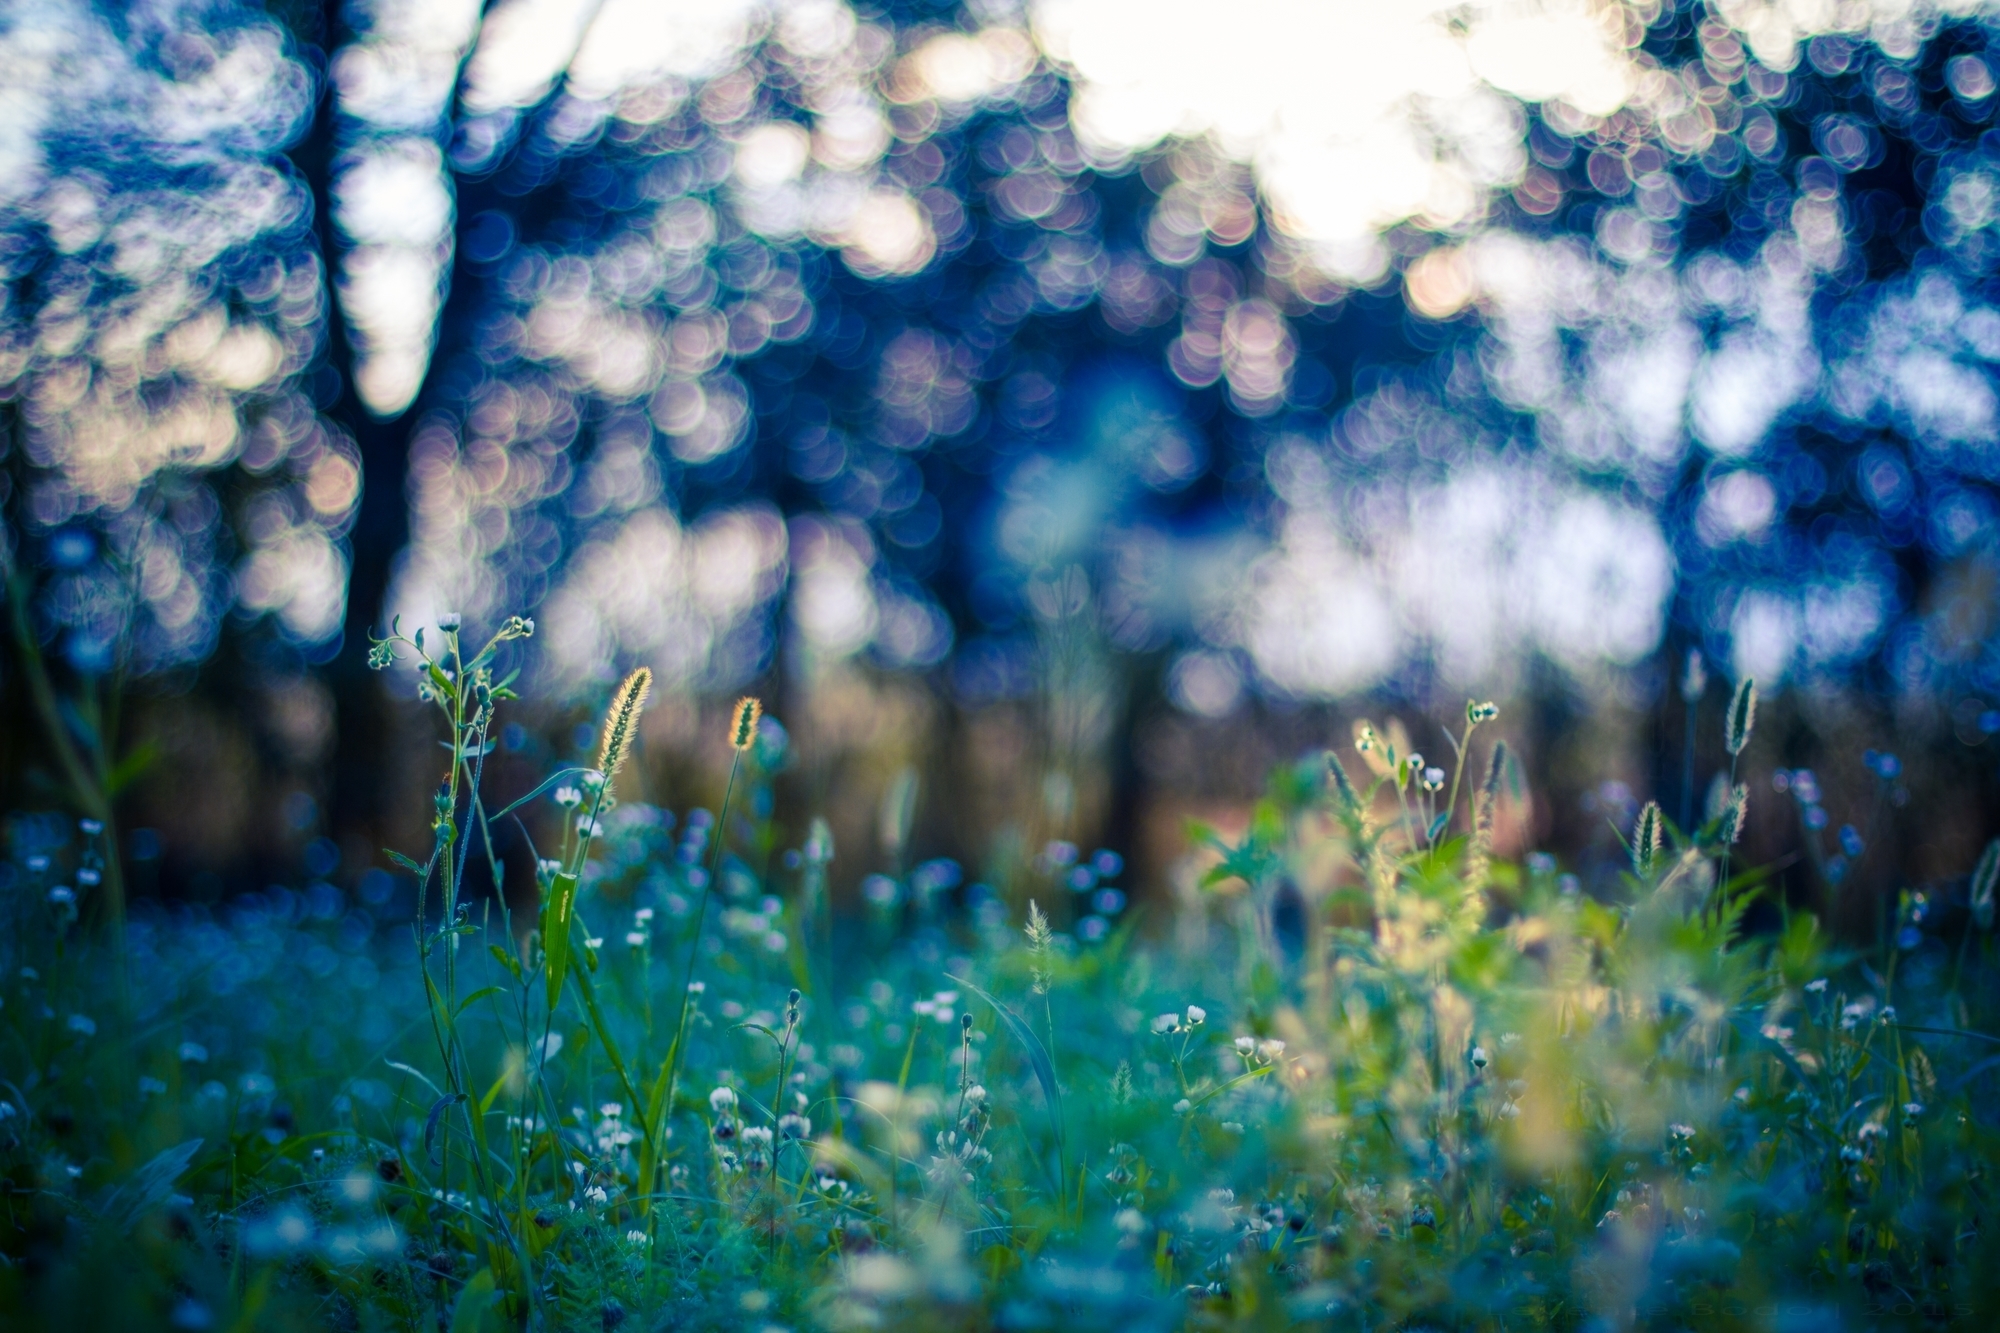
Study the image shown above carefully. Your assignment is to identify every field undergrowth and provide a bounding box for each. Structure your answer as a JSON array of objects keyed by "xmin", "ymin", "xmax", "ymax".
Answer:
[{"xmin": 4, "ymin": 616, "xmax": 2000, "ymax": 1331}]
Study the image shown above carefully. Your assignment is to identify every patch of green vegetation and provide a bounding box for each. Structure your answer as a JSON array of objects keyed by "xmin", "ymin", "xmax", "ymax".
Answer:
[{"xmin": 4, "ymin": 623, "xmax": 1999, "ymax": 1330}]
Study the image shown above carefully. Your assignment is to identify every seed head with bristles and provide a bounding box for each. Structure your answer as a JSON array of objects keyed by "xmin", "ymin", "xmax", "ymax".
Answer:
[
  {"xmin": 1466, "ymin": 741, "xmax": 1508, "ymax": 890},
  {"xmin": 730, "ymin": 697, "xmax": 762, "ymax": 752},
  {"xmin": 1632, "ymin": 801, "xmax": 1663, "ymax": 879},
  {"xmin": 595, "ymin": 668, "xmax": 652, "ymax": 786},
  {"xmin": 1025, "ymin": 900, "xmax": 1053, "ymax": 994},
  {"xmin": 1719, "ymin": 784, "xmax": 1749, "ymax": 846},
  {"xmin": 1724, "ymin": 677, "xmax": 1757, "ymax": 757},
  {"xmin": 1326, "ymin": 751, "xmax": 1361, "ymax": 815}
]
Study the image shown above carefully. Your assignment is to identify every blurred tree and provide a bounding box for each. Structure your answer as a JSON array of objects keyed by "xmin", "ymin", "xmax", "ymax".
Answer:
[{"xmin": 3, "ymin": 0, "xmax": 1998, "ymax": 900}]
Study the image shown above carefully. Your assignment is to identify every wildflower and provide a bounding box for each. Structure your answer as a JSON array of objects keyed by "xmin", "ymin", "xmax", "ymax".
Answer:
[
  {"xmin": 67, "ymin": 1014, "xmax": 96, "ymax": 1036},
  {"xmin": 367, "ymin": 639, "xmax": 396, "ymax": 670},
  {"xmin": 78, "ymin": 818, "xmax": 104, "ymax": 836},
  {"xmin": 599, "ymin": 1102, "xmax": 622, "ymax": 1120},
  {"xmin": 179, "ymin": 1042, "xmax": 208, "ymax": 1063},
  {"xmin": 554, "ymin": 786, "xmax": 582, "ymax": 810},
  {"xmin": 47, "ymin": 886, "xmax": 74, "ymax": 907},
  {"xmin": 709, "ymin": 1087, "xmax": 738, "ymax": 1113},
  {"xmin": 626, "ymin": 1230, "xmax": 648, "ymax": 1245},
  {"xmin": 1725, "ymin": 677, "xmax": 1757, "ymax": 756},
  {"xmin": 1804, "ymin": 978, "xmax": 1828, "ymax": 994},
  {"xmin": 1904, "ymin": 1102, "xmax": 1924, "ymax": 1120},
  {"xmin": 1115, "ymin": 1207, "xmax": 1147, "ymax": 1236},
  {"xmin": 1879, "ymin": 1006, "xmax": 1897, "ymax": 1024},
  {"xmin": 778, "ymin": 1113, "xmax": 811, "ymax": 1141},
  {"xmin": 1173, "ymin": 1098, "xmax": 1192, "ymax": 1115},
  {"xmin": 500, "ymin": 615, "xmax": 535, "ymax": 640},
  {"xmin": 1411, "ymin": 1204, "xmax": 1436, "ymax": 1230},
  {"xmin": 1256, "ymin": 1039, "xmax": 1286, "ymax": 1063},
  {"xmin": 584, "ymin": 1186, "xmax": 609, "ymax": 1205},
  {"xmin": 1470, "ymin": 1046, "xmax": 1489, "ymax": 1069},
  {"xmin": 75, "ymin": 868, "xmax": 98, "ymax": 886},
  {"xmin": 1468, "ymin": 700, "xmax": 1500, "ymax": 724},
  {"xmin": 1185, "ymin": 1005, "xmax": 1206, "ymax": 1026},
  {"xmin": 1152, "ymin": 1013, "xmax": 1181, "ymax": 1035},
  {"xmin": 1840, "ymin": 825, "xmax": 1865, "ymax": 858},
  {"xmin": 1234, "ymin": 1037, "xmax": 1256, "ymax": 1057},
  {"xmin": 437, "ymin": 612, "xmax": 462, "ymax": 632},
  {"xmin": 1421, "ymin": 766, "xmax": 1446, "ymax": 793},
  {"xmin": 1668, "ymin": 1123, "xmax": 1695, "ymax": 1140},
  {"xmin": 729, "ymin": 697, "xmax": 762, "ymax": 751}
]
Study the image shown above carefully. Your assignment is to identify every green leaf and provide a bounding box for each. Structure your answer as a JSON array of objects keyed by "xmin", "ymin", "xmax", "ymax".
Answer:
[
  {"xmin": 105, "ymin": 741, "xmax": 161, "ymax": 796},
  {"xmin": 453, "ymin": 986, "xmax": 506, "ymax": 1020},
  {"xmin": 487, "ymin": 943, "xmax": 524, "ymax": 984},
  {"xmin": 490, "ymin": 768, "xmax": 597, "ymax": 823},
  {"xmin": 450, "ymin": 1268, "xmax": 503, "ymax": 1333},
  {"xmin": 97, "ymin": 1138, "xmax": 203, "ymax": 1231},
  {"xmin": 948, "ymin": 973, "xmax": 1063, "ymax": 1169},
  {"xmin": 543, "ymin": 872, "xmax": 579, "ymax": 1009},
  {"xmin": 385, "ymin": 849, "xmax": 426, "ymax": 876},
  {"xmin": 386, "ymin": 1060, "xmax": 443, "ymax": 1099},
  {"xmin": 423, "ymin": 1093, "xmax": 468, "ymax": 1163}
]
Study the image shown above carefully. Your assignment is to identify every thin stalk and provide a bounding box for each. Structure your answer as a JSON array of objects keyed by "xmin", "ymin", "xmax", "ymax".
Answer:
[{"xmin": 658, "ymin": 746, "xmax": 747, "ymax": 1173}]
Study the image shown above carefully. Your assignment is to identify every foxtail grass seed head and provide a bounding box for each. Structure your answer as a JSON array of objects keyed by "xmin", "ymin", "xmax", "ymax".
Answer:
[
  {"xmin": 1725, "ymin": 677, "xmax": 1757, "ymax": 757},
  {"xmin": 1025, "ymin": 900, "xmax": 1053, "ymax": 994},
  {"xmin": 1326, "ymin": 751, "xmax": 1360, "ymax": 813},
  {"xmin": 1973, "ymin": 838, "xmax": 2000, "ymax": 931},
  {"xmin": 730, "ymin": 696, "xmax": 762, "ymax": 752},
  {"xmin": 1632, "ymin": 802, "xmax": 1663, "ymax": 879},
  {"xmin": 1721, "ymin": 784, "xmax": 1749, "ymax": 846},
  {"xmin": 1682, "ymin": 648, "xmax": 1708, "ymax": 702},
  {"xmin": 1475, "ymin": 742, "xmax": 1508, "ymax": 842},
  {"xmin": 595, "ymin": 668, "xmax": 652, "ymax": 785}
]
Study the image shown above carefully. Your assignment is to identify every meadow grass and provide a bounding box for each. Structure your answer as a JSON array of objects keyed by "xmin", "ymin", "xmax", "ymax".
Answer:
[{"xmin": 4, "ymin": 623, "xmax": 2000, "ymax": 1331}]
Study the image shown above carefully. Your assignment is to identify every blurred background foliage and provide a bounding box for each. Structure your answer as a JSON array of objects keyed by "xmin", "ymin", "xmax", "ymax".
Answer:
[{"xmin": 2, "ymin": 0, "xmax": 1998, "ymax": 928}]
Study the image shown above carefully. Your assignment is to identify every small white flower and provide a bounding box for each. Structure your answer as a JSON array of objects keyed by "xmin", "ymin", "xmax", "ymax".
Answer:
[
  {"xmin": 1804, "ymin": 978, "xmax": 1828, "ymax": 994},
  {"xmin": 584, "ymin": 1186, "xmax": 609, "ymax": 1206},
  {"xmin": 1233, "ymin": 1037, "xmax": 1256, "ymax": 1056},
  {"xmin": 1256, "ymin": 1039, "xmax": 1286, "ymax": 1063},
  {"xmin": 1185, "ymin": 1005, "xmax": 1206, "ymax": 1026},
  {"xmin": 1114, "ymin": 1207, "xmax": 1147, "ymax": 1235},
  {"xmin": 709, "ymin": 1087, "xmax": 738, "ymax": 1112},
  {"xmin": 554, "ymin": 787, "xmax": 582, "ymax": 810},
  {"xmin": 178, "ymin": 1041, "xmax": 208, "ymax": 1063},
  {"xmin": 599, "ymin": 1103, "xmax": 623, "ymax": 1120},
  {"xmin": 634, "ymin": 908, "xmax": 654, "ymax": 924},
  {"xmin": 436, "ymin": 612, "xmax": 462, "ymax": 632},
  {"xmin": 67, "ymin": 1014, "xmax": 95, "ymax": 1036},
  {"xmin": 1470, "ymin": 1046, "xmax": 1489, "ymax": 1069},
  {"xmin": 1172, "ymin": 1098, "xmax": 1192, "ymax": 1115},
  {"xmin": 626, "ymin": 1230, "xmax": 648, "ymax": 1245},
  {"xmin": 1151, "ymin": 1013, "xmax": 1181, "ymax": 1035},
  {"xmin": 626, "ymin": 932, "xmax": 647, "ymax": 947}
]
